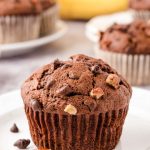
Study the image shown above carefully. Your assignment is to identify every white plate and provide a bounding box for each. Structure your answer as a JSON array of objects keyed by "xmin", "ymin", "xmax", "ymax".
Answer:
[
  {"xmin": 0, "ymin": 88, "xmax": 150, "ymax": 150},
  {"xmin": 85, "ymin": 11, "xmax": 134, "ymax": 42},
  {"xmin": 0, "ymin": 21, "xmax": 67, "ymax": 58}
]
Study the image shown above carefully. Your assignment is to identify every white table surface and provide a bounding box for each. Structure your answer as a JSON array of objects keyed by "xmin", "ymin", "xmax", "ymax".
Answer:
[{"xmin": 0, "ymin": 21, "xmax": 149, "ymax": 95}]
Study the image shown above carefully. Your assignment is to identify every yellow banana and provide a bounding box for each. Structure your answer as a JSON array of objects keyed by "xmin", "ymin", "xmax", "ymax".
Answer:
[{"xmin": 57, "ymin": 0, "xmax": 128, "ymax": 20}]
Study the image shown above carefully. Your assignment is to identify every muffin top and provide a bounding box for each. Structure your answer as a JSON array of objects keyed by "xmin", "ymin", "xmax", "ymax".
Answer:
[
  {"xmin": 0, "ymin": 0, "xmax": 55, "ymax": 16},
  {"xmin": 129, "ymin": 0, "xmax": 150, "ymax": 10},
  {"xmin": 21, "ymin": 54, "xmax": 132, "ymax": 115},
  {"xmin": 100, "ymin": 20, "xmax": 150, "ymax": 54}
]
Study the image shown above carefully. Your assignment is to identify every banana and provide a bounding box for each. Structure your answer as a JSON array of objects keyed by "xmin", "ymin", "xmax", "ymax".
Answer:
[{"xmin": 57, "ymin": 0, "xmax": 128, "ymax": 20}]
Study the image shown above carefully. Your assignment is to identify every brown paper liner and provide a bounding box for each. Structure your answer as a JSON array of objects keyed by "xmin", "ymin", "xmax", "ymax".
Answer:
[
  {"xmin": 0, "ymin": 15, "xmax": 41, "ymax": 44},
  {"xmin": 94, "ymin": 45, "xmax": 150, "ymax": 86},
  {"xmin": 40, "ymin": 5, "xmax": 59, "ymax": 36},
  {"xmin": 132, "ymin": 10, "xmax": 150, "ymax": 21},
  {"xmin": 25, "ymin": 105, "xmax": 128, "ymax": 150}
]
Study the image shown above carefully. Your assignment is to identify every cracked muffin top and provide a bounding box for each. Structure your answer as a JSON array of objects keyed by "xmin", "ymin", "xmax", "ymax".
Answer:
[
  {"xmin": 129, "ymin": 0, "xmax": 150, "ymax": 10},
  {"xmin": 21, "ymin": 54, "xmax": 132, "ymax": 114},
  {"xmin": 99, "ymin": 20, "xmax": 150, "ymax": 54},
  {"xmin": 0, "ymin": 0, "xmax": 55, "ymax": 16}
]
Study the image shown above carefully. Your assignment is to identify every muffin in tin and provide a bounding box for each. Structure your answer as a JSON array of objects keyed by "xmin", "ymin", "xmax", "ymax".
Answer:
[
  {"xmin": 96, "ymin": 20, "xmax": 150, "ymax": 85},
  {"xmin": 21, "ymin": 54, "xmax": 132, "ymax": 150},
  {"xmin": 129, "ymin": 0, "xmax": 150, "ymax": 20}
]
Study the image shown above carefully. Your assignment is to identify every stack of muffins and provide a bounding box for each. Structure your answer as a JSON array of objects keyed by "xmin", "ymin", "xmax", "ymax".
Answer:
[
  {"xmin": 21, "ymin": 54, "xmax": 132, "ymax": 150},
  {"xmin": 0, "ymin": 0, "xmax": 58, "ymax": 44}
]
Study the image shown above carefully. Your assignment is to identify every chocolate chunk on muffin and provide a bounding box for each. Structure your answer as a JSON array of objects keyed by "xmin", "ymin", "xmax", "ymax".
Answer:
[
  {"xmin": 100, "ymin": 20, "xmax": 150, "ymax": 54},
  {"xmin": 21, "ymin": 54, "xmax": 132, "ymax": 150}
]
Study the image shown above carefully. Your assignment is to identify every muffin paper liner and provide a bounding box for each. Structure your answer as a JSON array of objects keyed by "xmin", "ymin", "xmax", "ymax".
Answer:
[
  {"xmin": 132, "ymin": 10, "xmax": 150, "ymax": 21},
  {"xmin": 0, "ymin": 15, "xmax": 41, "ymax": 44},
  {"xmin": 94, "ymin": 45, "xmax": 150, "ymax": 86},
  {"xmin": 25, "ymin": 105, "xmax": 128, "ymax": 150},
  {"xmin": 40, "ymin": 5, "xmax": 59, "ymax": 36}
]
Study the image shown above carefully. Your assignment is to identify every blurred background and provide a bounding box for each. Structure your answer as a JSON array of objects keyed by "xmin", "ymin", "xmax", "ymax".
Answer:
[{"xmin": 0, "ymin": 0, "xmax": 149, "ymax": 94}]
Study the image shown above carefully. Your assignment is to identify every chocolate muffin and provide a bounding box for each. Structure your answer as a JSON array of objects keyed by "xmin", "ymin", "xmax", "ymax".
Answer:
[
  {"xmin": 0, "ymin": 0, "xmax": 41, "ymax": 43},
  {"xmin": 40, "ymin": 0, "xmax": 58, "ymax": 36},
  {"xmin": 0, "ymin": 0, "xmax": 57, "ymax": 43},
  {"xmin": 100, "ymin": 20, "xmax": 150, "ymax": 54},
  {"xmin": 95, "ymin": 20, "xmax": 150, "ymax": 85},
  {"xmin": 129, "ymin": 0, "xmax": 150, "ymax": 20},
  {"xmin": 21, "ymin": 54, "xmax": 132, "ymax": 150}
]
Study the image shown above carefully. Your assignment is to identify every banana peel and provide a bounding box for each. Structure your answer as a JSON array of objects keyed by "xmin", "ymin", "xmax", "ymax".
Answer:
[{"xmin": 57, "ymin": 0, "xmax": 128, "ymax": 20}]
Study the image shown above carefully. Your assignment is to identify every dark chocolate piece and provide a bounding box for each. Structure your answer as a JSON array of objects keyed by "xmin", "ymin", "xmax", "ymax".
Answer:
[
  {"xmin": 61, "ymin": 64, "xmax": 72, "ymax": 69},
  {"xmin": 53, "ymin": 59, "xmax": 64, "ymax": 70},
  {"xmin": 56, "ymin": 84, "xmax": 72, "ymax": 96},
  {"xmin": 14, "ymin": 139, "xmax": 30, "ymax": 149},
  {"xmin": 91, "ymin": 65, "xmax": 101, "ymax": 74},
  {"xmin": 10, "ymin": 123, "xmax": 19, "ymax": 133},
  {"xmin": 30, "ymin": 99, "xmax": 42, "ymax": 111},
  {"xmin": 46, "ymin": 78, "xmax": 55, "ymax": 89}
]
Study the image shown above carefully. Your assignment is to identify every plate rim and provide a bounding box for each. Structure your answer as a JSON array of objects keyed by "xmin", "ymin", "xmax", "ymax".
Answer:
[{"xmin": 0, "ymin": 20, "xmax": 67, "ymax": 56}]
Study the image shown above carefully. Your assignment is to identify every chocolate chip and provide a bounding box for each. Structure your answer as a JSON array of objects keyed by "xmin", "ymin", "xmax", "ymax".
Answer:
[
  {"xmin": 53, "ymin": 59, "xmax": 64, "ymax": 70},
  {"xmin": 10, "ymin": 123, "xmax": 19, "ymax": 133},
  {"xmin": 61, "ymin": 64, "xmax": 72, "ymax": 69},
  {"xmin": 113, "ymin": 23, "xmax": 128, "ymax": 32},
  {"xmin": 30, "ymin": 99, "xmax": 42, "ymax": 111},
  {"xmin": 91, "ymin": 65, "xmax": 101, "ymax": 74},
  {"xmin": 46, "ymin": 78, "xmax": 55, "ymax": 89},
  {"xmin": 14, "ymin": 139, "xmax": 30, "ymax": 149},
  {"xmin": 84, "ymin": 100, "xmax": 97, "ymax": 112},
  {"xmin": 105, "ymin": 41, "xmax": 112, "ymax": 47},
  {"xmin": 15, "ymin": 0, "xmax": 20, "ymax": 3},
  {"xmin": 56, "ymin": 84, "xmax": 72, "ymax": 96},
  {"xmin": 68, "ymin": 71, "xmax": 79, "ymax": 79},
  {"xmin": 70, "ymin": 54, "xmax": 90, "ymax": 62}
]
